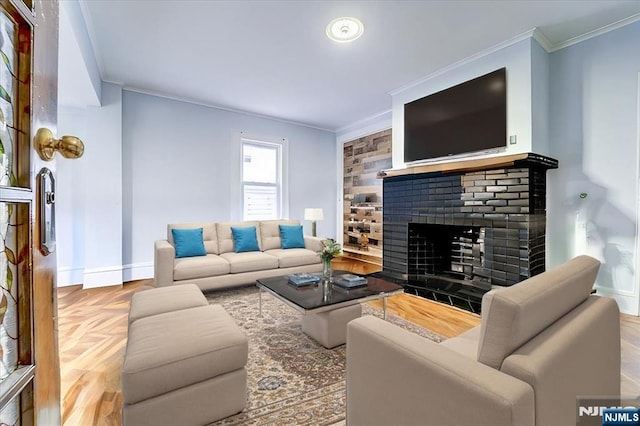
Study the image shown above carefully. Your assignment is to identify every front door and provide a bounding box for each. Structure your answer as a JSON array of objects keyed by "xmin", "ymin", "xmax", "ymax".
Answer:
[{"xmin": 0, "ymin": 0, "xmax": 62, "ymax": 424}]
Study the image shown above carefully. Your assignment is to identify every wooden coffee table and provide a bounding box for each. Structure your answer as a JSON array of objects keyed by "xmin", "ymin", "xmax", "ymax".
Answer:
[{"xmin": 256, "ymin": 271, "xmax": 403, "ymax": 348}]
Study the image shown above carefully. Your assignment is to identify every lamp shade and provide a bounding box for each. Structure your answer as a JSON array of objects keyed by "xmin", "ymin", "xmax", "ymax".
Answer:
[{"xmin": 304, "ymin": 208, "xmax": 324, "ymax": 221}]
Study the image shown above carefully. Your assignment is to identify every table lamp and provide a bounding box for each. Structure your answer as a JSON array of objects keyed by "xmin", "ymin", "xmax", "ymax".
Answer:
[{"xmin": 304, "ymin": 208, "xmax": 324, "ymax": 237}]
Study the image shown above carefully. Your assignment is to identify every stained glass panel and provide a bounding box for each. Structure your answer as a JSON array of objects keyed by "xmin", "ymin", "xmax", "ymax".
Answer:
[
  {"xmin": 0, "ymin": 2, "xmax": 34, "ymax": 424},
  {"xmin": 0, "ymin": 11, "xmax": 15, "ymax": 187}
]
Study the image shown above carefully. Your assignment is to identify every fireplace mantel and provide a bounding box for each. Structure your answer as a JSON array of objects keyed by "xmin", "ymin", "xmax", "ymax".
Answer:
[{"xmin": 379, "ymin": 152, "xmax": 558, "ymax": 179}]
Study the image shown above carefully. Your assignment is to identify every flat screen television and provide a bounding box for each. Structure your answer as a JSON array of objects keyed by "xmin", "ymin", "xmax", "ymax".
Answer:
[{"xmin": 404, "ymin": 68, "xmax": 507, "ymax": 163}]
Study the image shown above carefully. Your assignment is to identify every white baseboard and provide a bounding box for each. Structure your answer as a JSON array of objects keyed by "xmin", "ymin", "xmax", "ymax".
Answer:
[
  {"xmin": 57, "ymin": 262, "xmax": 154, "ymax": 288},
  {"xmin": 56, "ymin": 267, "xmax": 84, "ymax": 287},
  {"xmin": 83, "ymin": 266, "xmax": 123, "ymax": 289},
  {"xmin": 595, "ymin": 287, "xmax": 639, "ymax": 316},
  {"xmin": 123, "ymin": 262, "xmax": 154, "ymax": 282}
]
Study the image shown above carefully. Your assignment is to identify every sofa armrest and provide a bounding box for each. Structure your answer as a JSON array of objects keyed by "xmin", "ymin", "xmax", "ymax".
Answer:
[
  {"xmin": 347, "ymin": 316, "xmax": 535, "ymax": 426},
  {"xmin": 501, "ymin": 296, "xmax": 621, "ymax": 426},
  {"xmin": 303, "ymin": 235, "xmax": 323, "ymax": 253},
  {"xmin": 154, "ymin": 240, "xmax": 175, "ymax": 287}
]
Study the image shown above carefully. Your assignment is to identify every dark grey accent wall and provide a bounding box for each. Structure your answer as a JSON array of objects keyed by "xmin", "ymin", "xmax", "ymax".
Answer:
[{"xmin": 383, "ymin": 156, "xmax": 556, "ymax": 286}]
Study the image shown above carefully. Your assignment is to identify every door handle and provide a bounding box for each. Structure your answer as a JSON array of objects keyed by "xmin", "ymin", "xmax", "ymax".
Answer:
[{"xmin": 34, "ymin": 128, "xmax": 84, "ymax": 161}]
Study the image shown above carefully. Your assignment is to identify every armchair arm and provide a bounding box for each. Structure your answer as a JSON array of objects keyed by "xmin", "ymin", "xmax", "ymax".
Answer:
[
  {"xmin": 346, "ymin": 316, "xmax": 535, "ymax": 426},
  {"xmin": 153, "ymin": 240, "xmax": 175, "ymax": 287}
]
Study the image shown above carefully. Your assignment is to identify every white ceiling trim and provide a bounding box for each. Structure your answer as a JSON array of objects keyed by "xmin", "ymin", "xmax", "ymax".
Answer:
[
  {"xmin": 120, "ymin": 85, "xmax": 335, "ymax": 133},
  {"xmin": 335, "ymin": 109, "xmax": 392, "ymax": 136},
  {"xmin": 336, "ymin": 116, "xmax": 392, "ymax": 144},
  {"xmin": 532, "ymin": 29, "xmax": 553, "ymax": 53},
  {"xmin": 388, "ymin": 29, "xmax": 537, "ymax": 97},
  {"xmin": 547, "ymin": 12, "xmax": 640, "ymax": 52}
]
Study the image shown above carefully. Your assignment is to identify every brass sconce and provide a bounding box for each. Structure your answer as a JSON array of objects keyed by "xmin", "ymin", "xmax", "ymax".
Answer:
[{"xmin": 34, "ymin": 128, "xmax": 84, "ymax": 161}]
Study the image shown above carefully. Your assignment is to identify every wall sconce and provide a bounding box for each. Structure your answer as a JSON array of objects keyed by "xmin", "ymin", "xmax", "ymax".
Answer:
[
  {"xmin": 34, "ymin": 128, "xmax": 84, "ymax": 161},
  {"xmin": 304, "ymin": 208, "xmax": 324, "ymax": 237}
]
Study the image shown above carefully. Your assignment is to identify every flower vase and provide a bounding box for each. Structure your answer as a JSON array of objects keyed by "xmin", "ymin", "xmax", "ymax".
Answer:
[
  {"xmin": 322, "ymin": 278, "xmax": 332, "ymax": 302},
  {"xmin": 322, "ymin": 258, "xmax": 332, "ymax": 282}
]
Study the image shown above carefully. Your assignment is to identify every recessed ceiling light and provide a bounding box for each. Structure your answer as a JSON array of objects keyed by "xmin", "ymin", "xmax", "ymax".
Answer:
[{"xmin": 326, "ymin": 17, "xmax": 364, "ymax": 43}]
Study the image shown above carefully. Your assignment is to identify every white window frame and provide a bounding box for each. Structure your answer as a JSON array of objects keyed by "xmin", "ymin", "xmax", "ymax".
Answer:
[{"xmin": 240, "ymin": 137, "xmax": 288, "ymax": 221}]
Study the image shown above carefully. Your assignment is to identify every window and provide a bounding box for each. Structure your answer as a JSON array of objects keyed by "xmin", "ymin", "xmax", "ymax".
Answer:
[{"xmin": 241, "ymin": 139, "xmax": 282, "ymax": 220}]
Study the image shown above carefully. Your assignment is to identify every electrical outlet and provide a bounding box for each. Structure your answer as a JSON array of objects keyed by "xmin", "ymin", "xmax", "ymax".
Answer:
[{"xmin": 509, "ymin": 135, "xmax": 517, "ymax": 145}]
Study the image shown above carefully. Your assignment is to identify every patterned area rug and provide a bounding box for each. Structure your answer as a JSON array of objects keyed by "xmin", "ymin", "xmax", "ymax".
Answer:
[{"xmin": 205, "ymin": 285, "xmax": 444, "ymax": 426}]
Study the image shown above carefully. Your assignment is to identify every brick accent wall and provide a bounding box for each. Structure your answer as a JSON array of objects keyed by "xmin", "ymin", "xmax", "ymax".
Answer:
[{"xmin": 383, "ymin": 156, "xmax": 556, "ymax": 286}]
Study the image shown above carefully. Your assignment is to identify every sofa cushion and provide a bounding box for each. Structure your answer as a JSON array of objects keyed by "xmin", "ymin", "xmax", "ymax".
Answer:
[
  {"xmin": 168, "ymin": 223, "xmax": 218, "ymax": 255},
  {"xmin": 217, "ymin": 221, "xmax": 260, "ymax": 254},
  {"xmin": 171, "ymin": 228, "xmax": 206, "ymax": 258},
  {"xmin": 220, "ymin": 251, "xmax": 279, "ymax": 273},
  {"xmin": 279, "ymin": 224, "xmax": 305, "ymax": 249},
  {"xmin": 440, "ymin": 325, "xmax": 480, "ymax": 360},
  {"xmin": 477, "ymin": 255, "xmax": 600, "ymax": 369},
  {"xmin": 231, "ymin": 226, "xmax": 260, "ymax": 253},
  {"xmin": 121, "ymin": 305, "xmax": 248, "ymax": 405},
  {"xmin": 128, "ymin": 283, "xmax": 208, "ymax": 324},
  {"xmin": 259, "ymin": 220, "xmax": 299, "ymax": 250},
  {"xmin": 174, "ymin": 254, "xmax": 230, "ymax": 281},
  {"xmin": 264, "ymin": 248, "xmax": 320, "ymax": 268}
]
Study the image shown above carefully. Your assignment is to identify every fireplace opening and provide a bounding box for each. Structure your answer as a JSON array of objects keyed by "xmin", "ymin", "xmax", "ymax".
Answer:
[
  {"xmin": 408, "ymin": 223, "xmax": 485, "ymax": 282},
  {"xmin": 403, "ymin": 223, "xmax": 492, "ymax": 313}
]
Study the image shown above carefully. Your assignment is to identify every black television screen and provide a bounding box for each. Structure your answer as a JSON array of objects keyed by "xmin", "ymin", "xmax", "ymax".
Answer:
[{"xmin": 404, "ymin": 68, "xmax": 507, "ymax": 163}]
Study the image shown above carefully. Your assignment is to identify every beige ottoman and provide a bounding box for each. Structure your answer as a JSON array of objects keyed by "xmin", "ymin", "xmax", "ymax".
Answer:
[
  {"xmin": 301, "ymin": 303, "xmax": 362, "ymax": 348},
  {"xmin": 127, "ymin": 283, "xmax": 208, "ymax": 324},
  {"xmin": 122, "ymin": 304, "xmax": 248, "ymax": 425}
]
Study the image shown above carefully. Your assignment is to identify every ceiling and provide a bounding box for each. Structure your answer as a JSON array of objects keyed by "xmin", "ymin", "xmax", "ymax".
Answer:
[{"xmin": 69, "ymin": 0, "xmax": 640, "ymax": 132}]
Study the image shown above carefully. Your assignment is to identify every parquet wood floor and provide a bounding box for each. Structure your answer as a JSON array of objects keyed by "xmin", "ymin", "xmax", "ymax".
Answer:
[
  {"xmin": 57, "ymin": 260, "xmax": 640, "ymax": 425},
  {"xmin": 58, "ymin": 281, "xmax": 148, "ymax": 426}
]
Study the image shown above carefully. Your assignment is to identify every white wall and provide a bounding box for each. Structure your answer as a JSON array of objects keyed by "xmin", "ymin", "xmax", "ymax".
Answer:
[
  {"xmin": 57, "ymin": 90, "xmax": 336, "ymax": 285},
  {"xmin": 546, "ymin": 21, "xmax": 640, "ymax": 315},
  {"xmin": 57, "ymin": 82, "xmax": 124, "ymax": 288},
  {"xmin": 121, "ymin": 91, "xmax": 337, "ymax": 280},
  {"xmin": 57, "ymin": 108, "xmax": 88, "ymax": 285},
  {"xmin": 58, "ymin": 0, "xmax": 101, "ymax": 106},
  {"xmin": 82, "ymin": 83, "xmax": 123, "ymax": 288},
  {"xmin": 531, "ymin": 38, "xmax": 550, "ymax": 156},
  {"xmin": 390, "ymin": 37, "xmax": 535, "ymax": 169}
]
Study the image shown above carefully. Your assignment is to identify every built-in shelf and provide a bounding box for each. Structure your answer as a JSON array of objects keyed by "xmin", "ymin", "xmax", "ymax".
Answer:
[
  {"xmin": 342, "ymin": 246, "xmax": 383, "ymax": 266},
  {"xmin": 343, "ymin": 129, "xmax": 392, "ymax": 259}
]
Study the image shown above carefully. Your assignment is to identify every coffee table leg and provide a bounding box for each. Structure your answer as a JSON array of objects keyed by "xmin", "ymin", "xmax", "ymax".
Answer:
[
  {"xmin": 259, "ymin": 288, "xmax": 263, "ymax": 316},
  {"xmin": 383, "ymin": 296, "xmax": 387, "ymax": 320}
]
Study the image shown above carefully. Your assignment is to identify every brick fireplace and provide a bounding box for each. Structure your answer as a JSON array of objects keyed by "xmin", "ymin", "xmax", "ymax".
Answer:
[{"xmin": 379, "ymin": 153, "xmax": 558, "ymax": 312}]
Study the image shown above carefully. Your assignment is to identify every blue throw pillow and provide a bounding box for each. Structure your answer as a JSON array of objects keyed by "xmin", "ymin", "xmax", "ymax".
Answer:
[
  {"xmin": 279, "ymin": 224, "xmax": 305, "ymax": 249},
  {"xmin": 172, "ymin": 228, "xmax": 206, "ymax": 258},
  {"xmin": 231, "ymin": 226, "xmax": 260, "ymax": 253}
]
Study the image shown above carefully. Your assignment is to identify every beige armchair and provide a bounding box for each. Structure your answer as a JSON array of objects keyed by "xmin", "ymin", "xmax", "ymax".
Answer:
[{"xmin": 346, "ymin": 255, "xmax": 620, "ymax": 426}]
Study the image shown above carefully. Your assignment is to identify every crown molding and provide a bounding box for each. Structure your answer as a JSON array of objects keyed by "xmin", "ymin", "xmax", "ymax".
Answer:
[
  {"xmin": 532, "ymin": 28, "xmax": 553, "ymax": 52},
  {"xmin": 547, "ymin": 13, "xmax": 640, "ymax": 52},
  {"xmin": 118, "ymin": 85, "xmax": 335, "ymax": 133},
  {"xmin": 335, "ymin": 109, "xmax": 392, "ymax": 138},
  {"xmin": 389, "ymin": 29, "xmax": 536, "ymax": 96}
]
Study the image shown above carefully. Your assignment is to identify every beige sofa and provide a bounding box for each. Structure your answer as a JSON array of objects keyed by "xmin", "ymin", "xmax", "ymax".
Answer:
[
  {"xmin": 154, "ymin": 219, "xmax": 323, "ymax": 291},
  {"xmin": 346, "ymin": 255, "xmax": 621, "ymax": 426}
]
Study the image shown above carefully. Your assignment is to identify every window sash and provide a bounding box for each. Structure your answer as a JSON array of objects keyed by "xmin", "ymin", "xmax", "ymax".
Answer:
[{"xmin": 241, "ymin": 139, "xmax": 282, "ymax": 220}]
